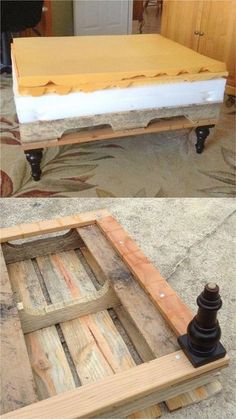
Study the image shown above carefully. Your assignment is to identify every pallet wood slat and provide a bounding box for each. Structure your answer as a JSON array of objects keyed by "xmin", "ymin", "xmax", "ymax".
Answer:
[
  {"xmin": 2, "ymin": 229, "xmax": 83, "ymax": 264},
  {"xmin": 79, "ymin": 224, "xmax": 191, "ymax": 339},
  {"xmin": 93, "ymin": 372, "xmax": 221, "ymax": 419},
  {"xmin": 0, "ymin": 248, "xmax": 38, "ymax": 415},
  {"xmin": 97, "ymin": 215, "xmax": 193, "ymax": 336},
  {"xmin": 78, "ymin": 225, "xmax": 222, "ymax": 410},
  {"xmin": 36, "ymin": 250, "xmax": 161, "ymax": 418},
  {"xmin": 1, "ymin": 212, "xmax": 229, "ymax": 418},
  {"xmin": 17, "ymin": 280, "xmax": 120, "ymax": 333},
  {"xmin": 21, "ymin": 116, "xmax": 218, "ymax": 150},
  {"xmin": 8, "ymin": 260, "xmax": 76, "ymax": 401},
  {"xmin": 79, "ymin": 245, "xmax": 223, "ymax": 411},
  {"xmin": 36, "ymin": 251, "xmax": 127, "ymax": 380},
  {"xmin": 80, "ymin": 244, "xmax": 177, "ymax": 359},
  {"xmin": 0, "ymin": 209, "xmax": 109, "ymax": 243},
  {"xmin": 2, "ymin": 354, "xmax": 229, "ymax": 419},
  {"xmin": 165, "ymin": 381, "xmax": 222, "ymax": 411},
  {"xmin": 78, "ymin": 228, "xmax": 178, "ymax": 356}
]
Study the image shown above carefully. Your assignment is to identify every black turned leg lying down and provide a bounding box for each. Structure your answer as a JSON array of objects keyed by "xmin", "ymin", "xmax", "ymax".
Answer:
[
  {"xmin": 195, "ymin": 125, "xmax": 215, "ymax": 154},
  {"xmin": 24, "ymin": 149, "xmax": 43, "ymax": 181}
]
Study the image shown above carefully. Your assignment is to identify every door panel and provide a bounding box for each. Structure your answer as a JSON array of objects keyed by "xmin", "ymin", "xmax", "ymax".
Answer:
[
  {"xmin": 198, "ymin": 0, "xmax": 236, "ymax": 89},
  {"xmin": 74, "ymin": 0, "xmax": 132, "ymax": 35},
  {"xmin": 161, "ymin": 0, "xmax": 203, "ymax": 50},
  {"xmin": 198, "ymin": 1, "xmax": 235, "ymax": 63}
]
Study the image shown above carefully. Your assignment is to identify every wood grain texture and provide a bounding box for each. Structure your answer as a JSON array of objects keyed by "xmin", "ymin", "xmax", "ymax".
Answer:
[
  {"xmin": 198, "ymin": 0, "xmax": 236, "ymax": 89},
  {"xmin": 2, "ymin": 229, "xmax": 83, "ymax": 264},
  {"xmin": 161, "ymin": 0, "xmax": 235, "ymax": 90},
  {"xmin": 80, "ymin": 245, "xmax": 173, "ymax": 361},
  {"xmin": 8, "ymin": 260, "xmax": 76, "ymax": 400},
  {"xmin": 20, "ymin": 116, "xmax": 218, "ymax": 150},
  {"xmin": 78, "ymin": 224, "xmax": 223, "ymax": 410},
  {"xmin": 36, "ymin": 249, "xmax": 161, "ymax": 418},
  {"xmin": 18, "ymin": 280, "xmax": 120, "ymax": 333},
  {"xmin": 81, "ymin": 246, "xmax": 223, "ymax": 412},
  {"xmin": 0, "ymin": 247, "xmax": 37, "ymax": 415},
  {"xmin": 97, "ymin": 216, "xmax": 193, "ymax": 336},
  {"xmin": 2, "ymin": 354, "xmax": 229, "ymax": 419},
  {"xmin": 0, "ymin": 209, "xmax": 109, "ymax": 243},
  {"xmin": 161, "ymin": 0, "xmax": 203, "ymax": 50},
  {"xmin": 165, "ymin": 380, "xmax": 222, "ymax": 411}
]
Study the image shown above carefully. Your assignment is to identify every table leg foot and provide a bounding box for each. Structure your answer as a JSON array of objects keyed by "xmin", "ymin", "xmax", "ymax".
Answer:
[
  {"xmin": 24, "ymin": 149, "xmax": 43, "ymax": 181},
  {"xmin": 195, "ymin": 125, "xmax": 215, "ymax": 154}
]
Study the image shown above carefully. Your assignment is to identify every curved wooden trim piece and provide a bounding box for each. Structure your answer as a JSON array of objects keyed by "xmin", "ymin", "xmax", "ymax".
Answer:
[
  {"xmin": 18, "ymin": 280, "xmax": 120, "ymax": 334},
  {"xmin": 2, "ymin": 229, "xmax": 83, "ymax": 264}
]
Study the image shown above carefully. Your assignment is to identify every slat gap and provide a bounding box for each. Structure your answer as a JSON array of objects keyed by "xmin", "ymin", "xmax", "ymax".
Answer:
[
  {"xmin": 31, "ymin": 258, "xmax": 52, "ymax": 305},
  {"xmin": 55, "ymin": 324, "xmax": 82, "ymax": 388}
]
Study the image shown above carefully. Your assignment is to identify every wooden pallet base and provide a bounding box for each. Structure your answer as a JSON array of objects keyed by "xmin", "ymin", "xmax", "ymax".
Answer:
[
  {"xmin": 19, "ymin": 103, "xmax": 221, "ymax": 144},
  {"xmin": 21, "ymin": 116, "xmax": 218, "ymax": 151},
  {"xmin": 0, "ymin": 210, "xmax": 229, "ymax": 418}
]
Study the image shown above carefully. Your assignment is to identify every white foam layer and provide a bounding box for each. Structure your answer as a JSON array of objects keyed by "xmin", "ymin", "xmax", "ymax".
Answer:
[{"xmin": 12, "ymin": 63, "xmax": 226, "ymax": 124}]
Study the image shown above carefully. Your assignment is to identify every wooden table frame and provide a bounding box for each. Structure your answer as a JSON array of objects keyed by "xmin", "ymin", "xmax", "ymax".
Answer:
[
  {"xmin": 21, "ymin": 117, "xmax": 216, "ymax": 181},
  {"xmin": 0, "ymin": 210, "xmax": 229, "ymax": 418}
]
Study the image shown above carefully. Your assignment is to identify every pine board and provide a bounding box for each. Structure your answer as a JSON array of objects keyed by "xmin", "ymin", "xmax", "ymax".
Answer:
[
  {"xmin": 36, "ymin": 249, "xmax": 161, "ymax": 418},
  {"xmin": 8, "ymin": 260, "xmax": 76, "ymax": 400},
  {"xmin": 78, "ymin": 224, "xmax": 222, "ymax": 411},
  {"xmin": 0, "ymin": 248, "xmax": 38, "ymax": 415}
]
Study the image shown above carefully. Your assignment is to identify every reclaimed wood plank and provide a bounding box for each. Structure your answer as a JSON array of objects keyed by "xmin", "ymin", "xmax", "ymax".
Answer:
[
  {"xmin": 97, "ymin": 215, "xmax": 224, "ymax": 407},
  {"xmin": 8, "ymin": 260, "xmax": 76, "ymax": 400},
  {"xmin": 78, "ymin": 225, "xmax": 222, "ymax": 411},
  {"xmin": 36, "ymin": 250, "xmax": 161, "ymax": 418},
  {"xmin": 20, "ymin": 117, "xmax": 218, "ymax": 150},
  {"xmin": 78, "ymin": 225, "xmax": 180, "ymax": 356},
  {"xmin": 97, "ymin": 215, "xmax": 193, "ymax": 336},
  {"xmin": 165, "ymin": 380, "xmax": 222, "ymax": 411},
  {"xmin": 80, "ymin": 245, "xmax": 160, "ymax": 362},
  {"xmin": 0, "ymin": 247, "xmax": 37, "ymax": 415},
  {"xmin": 17, "ymin": 280, "xmax": 120, "ymax": 333},
  {"xmin": 36, "ymin": 251, "xmax": 117, "ymax": 383},
  {"xmin": 2, "ymin": 229, "xmax": 83, "ymax": 264},
  {"xmin": 0, "ymin": 209, "xmax": 109, "ymax": 243},
  {"xmin": 2, "ymin": 354, "xmax": 229, "ymax": 419}
]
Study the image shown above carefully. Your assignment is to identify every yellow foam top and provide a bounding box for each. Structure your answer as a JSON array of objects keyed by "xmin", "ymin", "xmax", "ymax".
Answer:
[{"xmin": 12, "ymin": 34, "xmax": 227, "ymax": 96}]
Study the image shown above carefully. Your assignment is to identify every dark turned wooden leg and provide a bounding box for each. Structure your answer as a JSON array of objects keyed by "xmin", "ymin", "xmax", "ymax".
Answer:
[
  {"xmin": 178, "ymin": 283, "xmax": 226, "ymax": 367},
  {"xmin": 24, "ymin": 149, "xmax": 43, "ymax": 181},
  {"xmin": 195, "ymin": 125, "xmax": 215, "ymax": 154}
]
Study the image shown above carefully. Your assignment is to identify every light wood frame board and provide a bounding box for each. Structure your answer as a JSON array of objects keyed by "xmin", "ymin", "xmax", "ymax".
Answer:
[
  {"xmin": 21, "ymin": 116, "xmax": 218, "ymax": 150},
  {"xmin": 0, "ymin": 210, "xmax": 229, "ymax": 418}
]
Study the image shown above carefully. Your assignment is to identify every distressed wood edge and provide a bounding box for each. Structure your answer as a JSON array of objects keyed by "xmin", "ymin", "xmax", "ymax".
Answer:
[
  {"xmin": 96, "ymin": 216, "xmax": 193, "ymax": 337},
  {"xmin": 2, "ymin": 352, "xmax": 229, "ymax": 419},
  {"xmin": 165, "ymin": 379, "xmax": 222, "ymax": 412},
  {"xmin": 0, "ymin": 209, "xmax": 110, "ymax": 243},
  {"xmin": 1, "ymin": 229, "xmax": 83, "ymax": 264},
  {"xmin": 93, "ymin": 373, "xmax": 222, "ymax": 419},
  {"xmin": 79, "ymin": 233, "xmax": 225, "ymax": 412},
  {"xmin": 20, "ymin": 117, "xmax": 218, "ymax": 150},
  {"xmin": 0, "ymin": 246, "xmax": 38, "ymax": 414},
  {"xmin": 18, "ymin": 281, "xmax": 121, "ymax": 334}
]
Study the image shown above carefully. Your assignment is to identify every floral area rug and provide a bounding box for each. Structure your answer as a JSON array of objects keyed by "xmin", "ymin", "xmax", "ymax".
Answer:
[{"xmin": 0, "ymin": 74, "xmax": 235, "ymax": 197}]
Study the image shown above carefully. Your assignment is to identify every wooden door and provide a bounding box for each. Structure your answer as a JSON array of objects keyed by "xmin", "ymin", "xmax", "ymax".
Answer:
[
  {"xmin": 73, "ymin": 0, "xmax": 133, "ymax": 36},
  {"xmin": 161, "ymin": 0, "xmax": 203, "ymax": 50},
  {"xmin": 198, "ymin": 0, "xmax": 236, "ymax": 90}
]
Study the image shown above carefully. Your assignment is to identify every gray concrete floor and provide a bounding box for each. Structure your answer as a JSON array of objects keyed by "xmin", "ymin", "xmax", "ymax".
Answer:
[{"xmin": 0, "ymin": 198, "xmax": 235, "ymax": 418}]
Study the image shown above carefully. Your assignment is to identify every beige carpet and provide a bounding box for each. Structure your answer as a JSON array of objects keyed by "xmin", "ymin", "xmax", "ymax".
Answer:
[{"xmin": 0, "ymin": 74, "xmax": 235, "ymax": 197}]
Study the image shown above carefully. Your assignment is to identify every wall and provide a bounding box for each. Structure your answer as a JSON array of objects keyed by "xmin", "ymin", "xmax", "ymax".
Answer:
[{"xmin": 51, "ymin": 0, "xmax": 74, "ymax": 36}]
